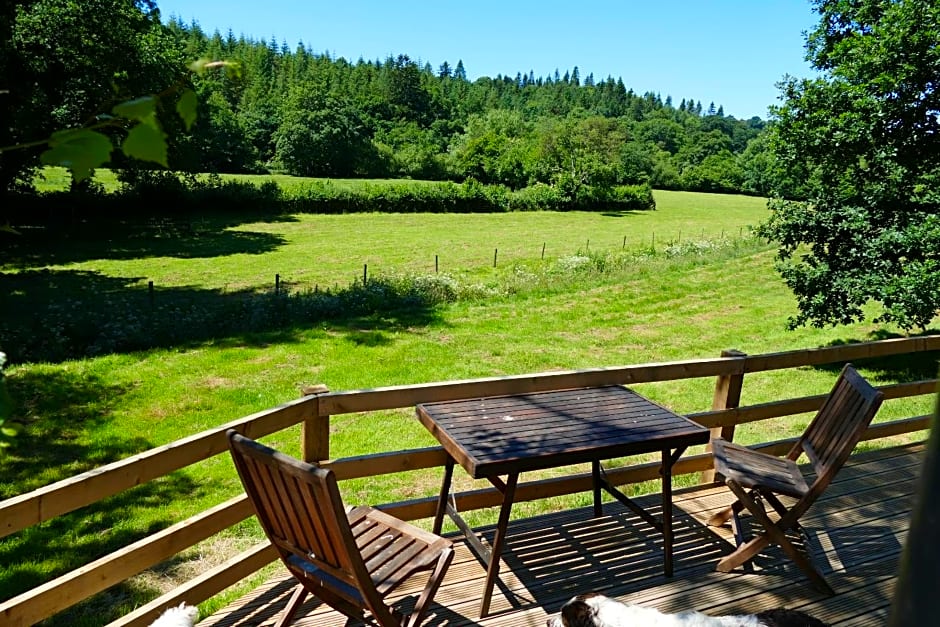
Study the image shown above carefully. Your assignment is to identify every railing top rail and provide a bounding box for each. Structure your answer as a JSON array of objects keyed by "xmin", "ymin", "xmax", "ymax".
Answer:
[
  {"xmin": 320, "ymin": 358, "xmax": 738, "ymax": 415},
  {"xmin": 317, "ymin": 335, "xmax": 940, "ymax": 415}
]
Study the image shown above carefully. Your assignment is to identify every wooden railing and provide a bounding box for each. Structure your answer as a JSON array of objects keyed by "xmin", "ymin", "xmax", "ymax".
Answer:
[{"xmin": 0, "ymin": 336, "xmax": 937, "ymax": 626}]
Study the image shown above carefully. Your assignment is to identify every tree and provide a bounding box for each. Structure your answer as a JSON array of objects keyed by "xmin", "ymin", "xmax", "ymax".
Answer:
[
  {"xmin": 453, "ymin": 59, "xmax": 467, "ymax": 81},
  {"xmin": 758, "ymin": 0, "xmax": 940, "ymax": 331},
  {"xmin": 1, "ymin": 0, "xmax": 186, "ymax": 193},
  {"xmin": 448, "ymin": 109, "xmax": 533, "ymax": 188},
  {"xmin": 188, "ymin": 90, "xmax": 255, "ymax": 172},
  {"xmin": 534, "ymin": 114, "xmax": 628, "ymax": 194},
  {"xmin": 380, "ymin": 54, "xmax": 433, "ymax": 123},
  {"xmin": 273, "ymin": 85, "xmax": 374, "ymax": 177}
]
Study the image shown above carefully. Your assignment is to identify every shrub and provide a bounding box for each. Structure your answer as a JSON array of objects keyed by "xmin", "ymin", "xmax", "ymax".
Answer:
[
  {"xmin": 9, "ymin": 171, "xmax": 657, "ymax": 225},
  {"xmin": 507, "ymin": 183, "xmax": 566, "ymax": 212}
]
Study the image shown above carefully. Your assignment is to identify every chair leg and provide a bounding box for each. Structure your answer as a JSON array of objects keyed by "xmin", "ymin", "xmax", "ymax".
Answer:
[
  {"xmin": 717, "ymin": 531, "xmax": 771, "ymax": 572},
  {"xmin": 274, "ymin": 584, "xmax": 309, "ymax": 627},
  {"xmin": 717, "ymin": 482, "xmax": 769, "ymax": 571},
  {"xmin": 708, "ymin": 499, "xmax": 744, "ymax": 527},
  {"xmin": 405, "ymin": 547, "xmax": 455, "ymax": 627},
  {"xmin": 762, "ymin": 491, "xmax": 791, "ymax": 517},
  {"xmin": 774, "ymin": 532, "xmax": 835, "ymax": 595},
  {"xmin": 716, "ymin": 481, "xmax": 834, "ymax": 595}
]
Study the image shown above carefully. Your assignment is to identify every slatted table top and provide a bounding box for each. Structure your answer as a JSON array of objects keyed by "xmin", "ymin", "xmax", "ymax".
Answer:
[{"xmin": 416, "ymin": 385, "xmax": 710, "ymax": 478}]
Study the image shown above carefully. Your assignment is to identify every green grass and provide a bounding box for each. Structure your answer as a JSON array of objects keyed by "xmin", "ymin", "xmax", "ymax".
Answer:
[
  {"xmin": 4, "ymin": 185, "xmax": 767, "ymax": 290},
  {"xmin": 0, "ymin": 187, "xmax": 935, "ymax": 624},
  {"xmin": 33, "ymin": 166, "xmax": 123, "ymax": 193},
  {"xmin": 31, "ymin": 167, "xmax": 448, "ymax": 195}
]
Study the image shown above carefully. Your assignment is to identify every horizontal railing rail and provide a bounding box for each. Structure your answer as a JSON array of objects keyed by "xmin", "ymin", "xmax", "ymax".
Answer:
[{"xmin": 0, "ymin": 335, "xmax": 936, "ymax": 627}]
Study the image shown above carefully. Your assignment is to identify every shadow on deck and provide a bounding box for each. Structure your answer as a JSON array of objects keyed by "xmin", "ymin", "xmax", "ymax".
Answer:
[{"xmin": 199, "ymin": 443, "xmax": 921, "ymax": 627}]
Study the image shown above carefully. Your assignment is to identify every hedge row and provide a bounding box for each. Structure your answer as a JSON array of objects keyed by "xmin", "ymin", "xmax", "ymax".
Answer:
[{"xmin": 5, "ymin": 172, "xmax": 655, "ymax": 225}]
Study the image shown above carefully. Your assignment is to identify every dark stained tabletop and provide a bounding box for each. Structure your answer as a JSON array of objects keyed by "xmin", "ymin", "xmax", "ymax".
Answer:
[{"xmin": 416, "ymin": 385, "xmax": 710, "ymax": 478}]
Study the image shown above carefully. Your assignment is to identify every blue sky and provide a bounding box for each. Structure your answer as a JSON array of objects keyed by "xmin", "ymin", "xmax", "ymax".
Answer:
[{"xmin": 154, "ymin": 1, "xmax": 819, "ymax": 120}]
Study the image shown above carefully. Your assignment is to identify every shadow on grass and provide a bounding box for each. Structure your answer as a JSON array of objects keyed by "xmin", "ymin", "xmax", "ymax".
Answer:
[
  {"xmin": 0, "ymin": 476, "xmax": 201, "ymax": 616},
  {"xmin": 2, "ymin": 213, "xmax": 292, "ymax": 267},
  {"xmin": 0, "ymin": 368, "xmax": 142, "ymax": 495},
  {"xmin": 812, "ymin": 329, "xmax": 940, "ymax": 381},
  {"xmin": 0, "ymin": 268, "xmax": 446, "ymax": 365},
  {"xmin": 600, "ymin": 209, "xmax": 645, "ymax": 218},
  {"xmin": 0, "ymin": 368, "xmax": 204, "ymax": 624}
]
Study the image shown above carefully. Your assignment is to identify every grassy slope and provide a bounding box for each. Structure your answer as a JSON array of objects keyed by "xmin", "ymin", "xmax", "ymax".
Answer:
[
  {"xmin": 32, "ymin": 167, "xmax": 442, "ymax": 194},
  {"xmin": 0, "ymin": 186, "xmax": 934, "ymax": 623},
  {"xmin": 5, "ymin": 186, "xmax": 766, "ymax": 290}
]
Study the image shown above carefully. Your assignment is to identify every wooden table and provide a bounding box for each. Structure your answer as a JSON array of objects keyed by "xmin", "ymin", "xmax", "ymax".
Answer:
[{"xmin": 416, "ymin": 385, "xmax": 710, "ymax": 617}]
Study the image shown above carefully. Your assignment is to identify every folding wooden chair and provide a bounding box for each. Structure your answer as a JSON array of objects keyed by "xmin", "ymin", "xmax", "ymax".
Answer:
[
  {"xmin": 707, "ymin": 364, "xmax": 884, "ymax": 594},
  {"xmin": 227, "ymin": 430, "xmax": 454, "ymax": 627}
]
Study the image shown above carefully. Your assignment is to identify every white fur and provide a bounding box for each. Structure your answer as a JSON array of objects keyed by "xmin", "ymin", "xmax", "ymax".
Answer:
[
  {"xmin": 546, "ymin": 594, "xmax": 766, "ymax": 627},
  {"xmin": 149, "ymin": 603, "xmax": 199, "ymax": 627}
]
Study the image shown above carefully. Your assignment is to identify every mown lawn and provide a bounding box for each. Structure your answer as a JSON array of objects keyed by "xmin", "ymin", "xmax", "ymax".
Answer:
[
  {"xmin": 0, "ymin": 188, "xmax": 935, "ymax": 624},
  {"xmin": 9, "ymin": 177, "xmax": 766, "ymax": 291}
]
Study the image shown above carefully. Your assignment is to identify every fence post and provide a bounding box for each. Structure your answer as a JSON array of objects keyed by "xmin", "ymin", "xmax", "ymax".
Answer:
[
  {"xmin": 700, "ymin": 349, "xmax": 747, "ymax": 484},
  {"xmin": 300, "ymin": 384, "xmax": 330, "ymax": 463}
]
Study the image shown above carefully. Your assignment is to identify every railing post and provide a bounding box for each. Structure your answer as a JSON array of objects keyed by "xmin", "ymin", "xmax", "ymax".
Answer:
[
  {"xmin": 300, "ymin": 384, "xmax": 330, "ymax": 463},
  {"xmin": 701, "ymin": 349, "xmax": 747, "ymax": 484}
]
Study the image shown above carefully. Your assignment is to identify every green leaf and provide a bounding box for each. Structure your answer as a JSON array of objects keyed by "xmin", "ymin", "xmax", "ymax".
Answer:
[
  {"xmin": 121, "ymin": 122, "xmax": 168, "ymax": 166},
  {"xmin": 112, "ymin": 96, "xmax": 158, "ymax": 123},
  {"xmin": 0, "ymin": 427, "xmax": 17, "ymax": 438},
  {"xmin": 188, "ymin": 57, "xmax": 212, "ymax": 74},
  {"xmin": 176, "ymin": 89, "xmax": 198, "ymax": 131},
  {"xmin": 40, "ymin": 128, "xmax": 113, "ymax": 182}
]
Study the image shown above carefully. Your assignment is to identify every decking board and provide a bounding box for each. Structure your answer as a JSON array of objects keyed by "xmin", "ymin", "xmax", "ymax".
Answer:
[{"xmin": 198, "ymin": 442, "xmax": 924, "ymax": 627}]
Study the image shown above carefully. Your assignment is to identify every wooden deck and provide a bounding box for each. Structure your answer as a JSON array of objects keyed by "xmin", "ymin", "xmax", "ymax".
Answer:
[{"xmin": 198, "ymin": 442, "xmax": 923, "ymax": 627}]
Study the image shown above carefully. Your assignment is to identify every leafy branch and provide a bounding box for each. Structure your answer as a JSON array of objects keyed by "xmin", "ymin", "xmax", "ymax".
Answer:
[{"xmin": 0, "ymin": 59, "xmax": 237, "ymax": 183}]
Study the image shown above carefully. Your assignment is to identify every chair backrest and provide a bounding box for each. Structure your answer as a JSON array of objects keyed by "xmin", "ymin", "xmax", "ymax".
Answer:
[
  {"xmin": 792, "ymin": 364, "xmax": 884, "ymax": 492},
  {"xmin": 226, "ymin": 430, "xmax": 376, "ymax": 609}
]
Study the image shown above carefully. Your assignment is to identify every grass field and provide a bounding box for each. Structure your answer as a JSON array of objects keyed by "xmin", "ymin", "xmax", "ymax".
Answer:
[
  {"xmin": 32, "ymin": 167, "xmax": 443, "ymax": 194},
  {"xmin": 0, "ymin": 185, "xmax": 935, "ymax": 624},
  {"xmin": 17, "ymin": 170, "xmax": 762, "ymax": 291}
]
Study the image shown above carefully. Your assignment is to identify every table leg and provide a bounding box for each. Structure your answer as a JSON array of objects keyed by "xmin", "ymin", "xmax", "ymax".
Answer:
[
  {"xmin": 480, "ymin": 472, "xmax": 518, "ymax": 618},
  {"xmin": 433, "ymin": 457, "xmax": 455, "ymax": 535},
  {"xmin": 662, "ymin": 448, "xmax": 673, "ymax": 577},
  {"xmin": 592, "ymin": 460, "xmax": 603, "ymax": 516}
]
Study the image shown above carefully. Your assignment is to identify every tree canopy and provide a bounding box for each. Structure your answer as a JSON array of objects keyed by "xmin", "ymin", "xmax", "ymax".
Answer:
[
  {"xmin": 0, "ymin": 0, "xmax": 186, "ymax": 190},
  {"xmin": 1, "ymin": 1, "xmax": 774, "ymax": 200},
  {"xmin": 758, "ymin": 0, "xmax": 940, "ymax": 331}
]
